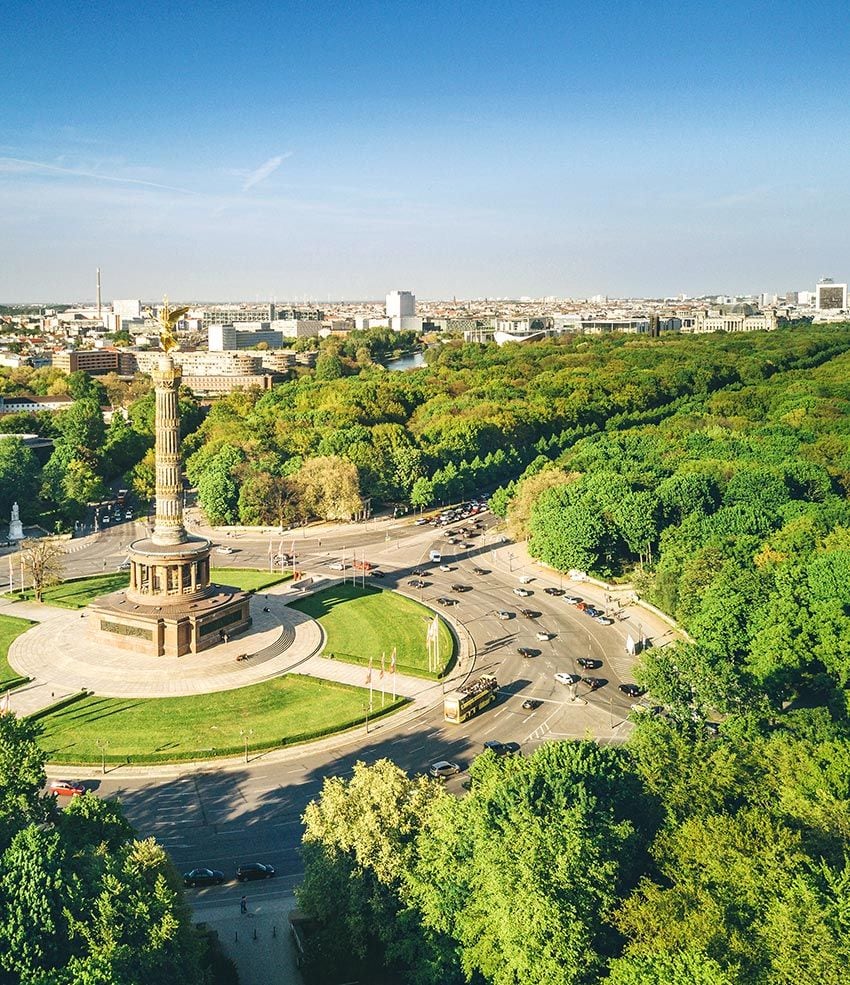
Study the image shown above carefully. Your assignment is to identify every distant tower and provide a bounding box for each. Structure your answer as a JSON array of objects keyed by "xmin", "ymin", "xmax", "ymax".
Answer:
[
  {"xmin": 386, "ymin": 290, "xmax": 415, "ymax": 319},
  {"xmin": 96, "ymin": 267, "xmax": 102, "ymax": 318}
]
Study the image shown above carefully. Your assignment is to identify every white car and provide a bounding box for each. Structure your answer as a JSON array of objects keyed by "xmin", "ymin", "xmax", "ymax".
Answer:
[
  {"xmin": 555, "ymin": 672, "xmax": 582, "ymax": 686},
  {"xmin": 439, "ymin": 564, "xmax": 452, "ymax": 572},
  {"xmin": 518, "ymin": 575, "xmax": 534, "ymax": 584},
  {"xmin": 415, "ymin": 518, "xmax": 429, "ymax": 526},
  {"xmin": 496, "ymin": 610, "xmax": 513, "ymax": 620},
  {"xmin": 596, "ymin": 616, "xmax": 614, "ymax": 626},
  {"xmin": 327, "ymin": 561, "xmax": 345, "ymax": 571},
  {"xmin": 535, "ymin": 631, "xmax": 553, "ymax": 641},
  {"xmin": 513, "ymin": 588, "xmax": 531, "ymax": 597},
  {"xmin": 564, "ymin": 595, "xmax": 583, "ymax": 605},
  {"xmin": 215, "ymin": 546, "xmax": 234, "ymax": 555}
]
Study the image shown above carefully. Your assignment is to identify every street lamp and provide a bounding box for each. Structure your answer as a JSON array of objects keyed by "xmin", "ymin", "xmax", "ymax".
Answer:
[
  {"xmin": 239, "ymin": 728, "xmax": 254, "ymax": 765},
  {"xmin": 96, "ymin": 739, "xmax": 109, "ymax": 775}
]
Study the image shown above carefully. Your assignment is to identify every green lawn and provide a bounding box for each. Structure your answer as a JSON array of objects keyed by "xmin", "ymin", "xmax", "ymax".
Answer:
[
  {"xmin": 290, "ymin": 584, "xmax": 455, "ymax": 678},
  {"xmin": 37, "ymin": 676, "xmax": 403, "ymax": 765},
  {"xmin": 0, "ymin": 614, "xmax": 35, "ymax": 686},
  {"xmin": 7, "ymin": 569, "xmax": 291, "ymax": 608}
]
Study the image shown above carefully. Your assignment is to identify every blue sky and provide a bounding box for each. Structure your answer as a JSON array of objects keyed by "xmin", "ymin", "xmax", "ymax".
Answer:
[{"xmin": 2, "ymin": 0, "xmax": 849, "ymax": 301}]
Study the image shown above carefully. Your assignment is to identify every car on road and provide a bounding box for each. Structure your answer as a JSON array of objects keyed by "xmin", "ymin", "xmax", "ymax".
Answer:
[
  {"xmin": 117, "ymin": 558, "xmax": 131, "ymax": 571},
  {"xmin": 438, "ymin": 564, "xmax": 452, "ymax": 572},
  {"xmin": 577, "ymin": 657, "xmax": 601, "ymax": 669},
  {"xmin": 450, "ymin": 583, "xmax": 469, "ymax": 592},
  {"xmin": 517, "ymin": 647, "xmax": 536, "ymax": 658},
  {"xmin": 472, "ymin": 567, "xmax": 488, "ymax": 575},
  {"xmin": 555, "ymin": 672, "xmax": 582, "ymax": 686},
  {"xmin": 513, "ymin": 587, "xmax": 532, "ymax": 597},
  {"xmin": 522, "ymin": 698, "xmax": 543, "ymax": 710},
  {"xmin": 125, "ymin": 510, "xmax": 133, "ymax": 519},
  {"xmin": 411, "ymin": 568, "xmax": 428, "ymax": 576},
  {"xmin": 415, "ymin": 517, "xmax": 429, "ymax": 525},
  {"xmin": 583, "ymin": 677, "xmax": 605, "ymax": 690},
  {"xmin": 409, "ymin": 579, "xmax": 427, "ymax": 588},
  {"xmin": 370, "ymin": 570, "xmax": 385, "ymax": 578},
  {"xmin": 429, "ymin": 761, "xmax": 460, "ymax": 779},
  {"xmin": 327, "ymin": 561, "xmax": 346, "ymax": 571},
  {"xmin": 595, "ymin": 616, "xmax": 614, "ymax": 626},
  {"xmin": 583, "ymin": 606, "xmax": 601, "ymax": 617},
  {"xmin": 236, "ymin": 862, "xmax": 276, "ymax": 882},
  {"xmin": 563, "ymin": 595, "xmax": 583, "ymax": 605},
  {"xmin": 619, "ymin": 683, "xmax": 645, "ymax": 698},
  {"xmin": 48, "ymin": 780, "xmax": 85, "ymax": 797},
  {"xmin": 183, "ymin": 867, "xmax": 225, "ymax": 888},
  {"xmin": 483, "ymin": 740, "xmax": 521, "ymax": 756},
  {"xmin": 436, "ymin": 596, "xmax": 458, "ymax": 606},
  {"xmin": 518, "ymin": 575, "xmax": 534, "ymax": 584},
  {"xmin": 520, "ymin": 608, "xmax": 539, "ymax": 618},
  {"xmin": 215, "ymin": 546, "xmax": 234, "ymax": 555},
  {"xmin": 535, "ymin": 631, "xmax": 553, "ymax": 641},
  {"xmin": 496, "ymin": 610, "xmax": 513, "ymax": 620},
  {"xmin": 544, "ymin": 587, "xmax": 564, "ymax": 596}
]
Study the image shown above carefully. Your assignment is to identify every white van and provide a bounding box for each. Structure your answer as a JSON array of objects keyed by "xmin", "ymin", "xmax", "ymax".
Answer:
[{"xmin": 429, "ymin": 550, "xmax": 442, "ymax": 563}]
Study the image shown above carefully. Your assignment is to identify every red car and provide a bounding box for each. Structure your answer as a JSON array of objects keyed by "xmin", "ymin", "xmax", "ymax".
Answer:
[{"xmin": 49, "ymin": 780, "xmax": 86, "ymax": 797}]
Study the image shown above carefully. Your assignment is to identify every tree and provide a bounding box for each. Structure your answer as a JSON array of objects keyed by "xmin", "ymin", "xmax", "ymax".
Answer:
[
  {"xmin": 0, "ymin": 713, "xmax": 49, "ymax": 850},
  {"xmin": 196, "ymin": 445, "xmax": 244, "ymax": 525},
  {"xmin": 315, "ymin": 351, "xmax": 344, "ymax": 380},
  {"xmin": 20, "ymin": 537, "xmax": 65, "ymax": 602},
  {"xmin": 293, "ymin": 456, "xmax": 362, "ymax": 521},
  {"xmin": 0, "ymin": 437, "xmax": 40, "ymax": 523}
]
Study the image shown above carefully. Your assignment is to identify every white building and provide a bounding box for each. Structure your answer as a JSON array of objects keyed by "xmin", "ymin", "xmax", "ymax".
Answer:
[
  {"xmin": 208, "ymin": 319, "xmax": 321, "ymax": 351},
  {"xmin": 815, "ymin": 279, "xmax": 847, "ymax": 311},
  {"xmin": 112, "ymin": 299, "xmax": 143, "ymax": 320},
  {"xmin": 386, "ymin": 290, "xmax": 415, "ymax": 319},
  {"xmin": 391, "ymin": 315, "xmax": 422, "ymax": 333}
]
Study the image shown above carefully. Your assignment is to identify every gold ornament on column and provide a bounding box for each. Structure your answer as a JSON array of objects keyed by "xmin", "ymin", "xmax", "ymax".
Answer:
[{"xmin": 144, "ymin": 297, "xmax": 190, "ymax": 354}]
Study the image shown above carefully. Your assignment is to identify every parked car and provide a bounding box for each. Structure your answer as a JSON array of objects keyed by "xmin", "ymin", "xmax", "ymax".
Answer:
[
  {"xmin": 619, "ymin": 683, "xmax": 645, "ymax": 698},
  {"xmin": 563, "ymin": 595, "xmax": 583, "ymax": 605},
  {"xmin": 596, "ymin": 616, "xmax": 614, "ymax": 626},
  {"xmin": 535, "ymin": 631, "xmax": 553, "ymax": 641},
  {"xmin": 236, "ymin": 862, "xmax": 275, "ymax": 882},
  {"xmin": 183, "ymin": 867, "xmax": 225, "ymax": 887},
  {"xmin": 584, "ymin": 606, "xmax": 601, "ymax": 617},
  {"xmin": 583, "ymin": 677, "xmax": 604, "ymax": 691},
  {"xmin": 555, "ymin": 672, "xmax": 582, "ymax": 686},
  {"xmin": 577, "ymin": 657, "xmax": 601, "ymax": 669},
  {"xmin": 513, "ymin": 588, "xmax": 532, "ymax": 597},
  {"xmin": 496, "ymin": 610, "xmax": 513, "ymax": 620},
  {"xmin": 429, "ymin": 761, "xmax": 460, "ymax": 779},
  {"xmin": 48, "ymin": 779, "xmax": 85, "ymax": 797},
  {"xmin": 544, "ymin": 587, "xmax": 564, "ymax": 596},
  {"xmin": 522, "ymin": 698, "xmax": 543, "ymax": 710},
  {"xmin": 415, "ymin": 518, "xmax": 429, "ymax": 525}
]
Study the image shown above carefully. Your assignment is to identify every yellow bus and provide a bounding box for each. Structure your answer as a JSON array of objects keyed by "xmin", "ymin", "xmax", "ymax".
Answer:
[{"xmin": 444, "ymin": 673, "xmax": 499, "ymax": 723}]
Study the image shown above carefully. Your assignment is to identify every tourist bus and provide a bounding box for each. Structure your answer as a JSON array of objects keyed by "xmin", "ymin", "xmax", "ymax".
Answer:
[{"xmin": 444, "ymin": 673, "xmax": 499, "ymax": 724}]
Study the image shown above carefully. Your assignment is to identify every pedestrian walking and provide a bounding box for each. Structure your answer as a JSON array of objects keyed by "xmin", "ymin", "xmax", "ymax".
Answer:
[{"xmin": 240, "ymin": 895, "xmax": 247, "ymax": 915}]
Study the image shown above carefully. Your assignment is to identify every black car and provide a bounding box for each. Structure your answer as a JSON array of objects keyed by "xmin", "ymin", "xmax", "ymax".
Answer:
[
  {"xmin": 517, "ymin": 647, "xmax": 536, "ymax": 658},
  {"xmin": 577, "ymin": 657, "xmax": 601, "ymax": 670},
  {"xmin": 450, "ymin": 584, "xmax": 469, "ymax": 592},
  {"xmin": 520, "ymin": 609, "xmax": 540, "ymax": 619},
  {"xmin": 619, "ymin": 683, "xmax": 645, "ymax": 698},
  {"xmin": 483, "ymin": 740, "xmax": 521, "ymax": 757},
  {"xmin": 472, "ymin": 567, "xmax": 489, "ymax": 575},
  {"xmin": 370, "ymin": 570, "xmax": 385, "ymax": 578},
  {"xmin": 183, "ymin": 867, "xmax": 225, "ymax": 887},
  {"xmin": 408, "ymin": 579, "xmax": 427, "ymax": 588},
  {"xmin": 583, "ymin": 677, "xmax": 604, "ymax": 691},
  {"xmin": 236, "ymin": 862, "xmax": 275, "ymax": 882},
  {"xmin": 437, "ymin": 596, "xmax": 458, "ymax": 606},
  {"xmin": 543, "ymin": 587, "xmax": 564, "ymax": 596},
  {"xmin": 411, "ymin": 568, "xmax": 428, "ymax": 577},
  {"xmin": 521, "ymin": 698, "xmax": 542, "ymax": 710}
]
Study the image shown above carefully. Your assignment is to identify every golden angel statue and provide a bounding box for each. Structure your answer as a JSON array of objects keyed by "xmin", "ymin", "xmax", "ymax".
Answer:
[{"xmin": 144, "ymin": 297, "xmax": 190, "ymax": 354}]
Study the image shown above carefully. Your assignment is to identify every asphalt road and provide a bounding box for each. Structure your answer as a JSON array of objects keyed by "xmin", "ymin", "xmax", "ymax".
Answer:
[{"xmin": 32, "ymin": 508, "xmax": 665, "ymax": 905}]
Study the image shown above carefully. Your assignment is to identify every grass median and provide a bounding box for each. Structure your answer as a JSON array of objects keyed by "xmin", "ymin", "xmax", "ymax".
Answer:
[
  {"xmin": 0, "ymin": 614, "xmax": 34, "ymax": 687},
  {"xmin": 290, "ymin": 583, "xmax": 455, "ymax": 678},
  {"xmin": 6, "ymin": 568, "xmax": 291, "ymax": 608},
  {"xmin": 36, "ymin": 675, "xmax": 404, "ymax": 765}
]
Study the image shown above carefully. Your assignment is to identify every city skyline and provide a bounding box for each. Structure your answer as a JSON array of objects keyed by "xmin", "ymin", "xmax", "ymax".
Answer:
[{"xmin": 3, "ymin": 1, "xmax": 850, "ymax": 300}]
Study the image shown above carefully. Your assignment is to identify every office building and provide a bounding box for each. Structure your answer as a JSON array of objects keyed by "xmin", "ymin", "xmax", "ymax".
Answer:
[
  {"xmin": 208, "ymin": 319, "xmax": 321, "ymax": 351},
  {"xmin": 816, "ymin": 279, "xmax": 847, "ymax": 311},
  {"xmin": 53, "ymin": 349, "xmax": 120, "ymax": 374},
  {"xmin": 386, "ymin": 291, "xmax": 415, "ymax": 319}
]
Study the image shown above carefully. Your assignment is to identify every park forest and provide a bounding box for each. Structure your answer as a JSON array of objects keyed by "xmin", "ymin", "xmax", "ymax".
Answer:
[{"xmin": 3, "ymin": 325, "xmax": 850, "ymax": 980}]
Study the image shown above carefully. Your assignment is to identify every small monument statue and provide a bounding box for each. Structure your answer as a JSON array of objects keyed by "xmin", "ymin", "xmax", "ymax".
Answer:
[
  {"xmin": 8, "ymin": 502, "xmax": 24, "ymax": 541},
  {"xmin": 144, "ymin": 297, "xmax": 190, "ymax": 354}
]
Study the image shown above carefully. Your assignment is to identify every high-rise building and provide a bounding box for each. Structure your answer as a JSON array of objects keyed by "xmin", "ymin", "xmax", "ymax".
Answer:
[
  {"xmin": 386, "ymin": 290, "xmax": 416, "ymax": 319},
  {"xmin": 815, "ymin": 279, "xmax": 847, "ymax": 311}
]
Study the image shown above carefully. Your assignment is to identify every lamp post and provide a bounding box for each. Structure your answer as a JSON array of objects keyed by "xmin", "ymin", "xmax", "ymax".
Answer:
[
  {"xmin": 96, "ymin": 739, "xmax": 109, "ymax": 775},
  {"xmin": 240, "ymin": 728, "xmax": 254, "ymax": 765}
]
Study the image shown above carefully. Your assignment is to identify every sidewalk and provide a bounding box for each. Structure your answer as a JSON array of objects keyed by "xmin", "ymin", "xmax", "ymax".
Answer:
[{"xmin": 193, "ymin": 894, "xmax": 302, "ymax": 985}]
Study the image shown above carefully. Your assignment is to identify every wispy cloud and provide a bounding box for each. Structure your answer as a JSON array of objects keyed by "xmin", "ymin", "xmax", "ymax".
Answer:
[
  {"xmin": 0, "ymin": 156, "xmax": 194, "ymax": 194},
  {"xmin": 241, "ymin": 153, "xmax": 292, "ymax": 191}
]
